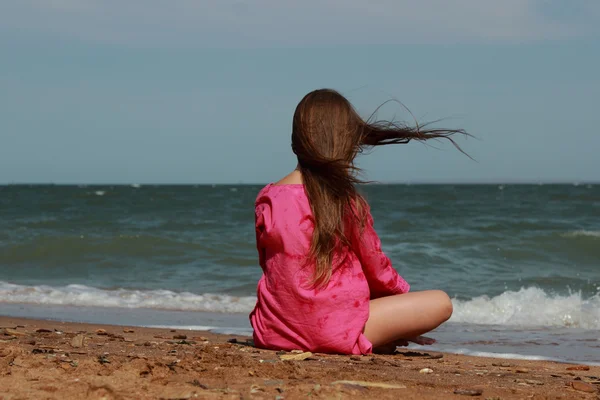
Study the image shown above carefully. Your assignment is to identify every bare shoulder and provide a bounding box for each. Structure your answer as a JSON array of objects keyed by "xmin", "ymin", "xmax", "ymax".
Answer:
[{"xmin": 274, "ymin": 170, "xmax": 303, "ymax": 186}]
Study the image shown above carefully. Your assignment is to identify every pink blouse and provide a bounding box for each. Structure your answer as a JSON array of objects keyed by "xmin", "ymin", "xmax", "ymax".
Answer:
[{"xmin": 249, "ymin": 183, "xmax": 410, "ymax": 355}]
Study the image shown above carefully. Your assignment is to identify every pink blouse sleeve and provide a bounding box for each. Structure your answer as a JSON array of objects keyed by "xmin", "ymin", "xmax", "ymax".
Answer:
[
  {"xmin": 255, "ymin": 199, "xmax": 271, "ymax": 267},
  {"xmin": 351, "ymin": 206, "xmax": 410, "ymax": 299}
]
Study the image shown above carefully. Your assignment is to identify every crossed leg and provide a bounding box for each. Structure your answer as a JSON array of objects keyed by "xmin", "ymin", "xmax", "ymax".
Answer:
[{"xmin": 363, "ymin": 290, "xmax": 453, "ymax": 353}]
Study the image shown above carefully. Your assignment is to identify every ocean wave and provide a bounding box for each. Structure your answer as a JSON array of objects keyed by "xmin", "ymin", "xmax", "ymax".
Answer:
[
  {"xmin": 0, "ymin": 281, "xmax": 256, "ymax": 313},
  {"xmin": 451, "ymin": 287, "xmax": 600, "ymax": 329},
  {"xmin": 1, "ymin": 282, "xmax": 599, "ymax": 329},
  {"xmin": 561, "ymin": 230, "xmax": 600, "ymax": 239}
]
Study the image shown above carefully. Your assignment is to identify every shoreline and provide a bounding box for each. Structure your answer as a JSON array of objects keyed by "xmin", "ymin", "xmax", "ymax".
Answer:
[
  {"xmin": 3, "ymin": 302, "xmax": 599, "ymax": 366},
  {"xmin": 1, "ymin": 316, "xmax": 599, "ymax": 399}
]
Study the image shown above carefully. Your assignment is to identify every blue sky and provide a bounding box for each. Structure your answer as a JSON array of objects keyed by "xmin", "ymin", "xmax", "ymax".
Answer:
[{"xmin": 1, "ymin": 1, "xmax": 599, "ymax": 184}]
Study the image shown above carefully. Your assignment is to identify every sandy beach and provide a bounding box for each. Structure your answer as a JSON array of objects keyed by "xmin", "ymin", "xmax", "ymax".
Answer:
[{"xmin": 0, "ymin": 317, "xmax": 598, "ymax": 399}]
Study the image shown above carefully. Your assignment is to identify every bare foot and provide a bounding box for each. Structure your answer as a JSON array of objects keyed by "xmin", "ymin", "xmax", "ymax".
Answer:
[
  {"xmin": 372, "ymin": 339, "xmax": 410, "ymax": 354},
  {"xmin": 407, "ymin": 336, "xmax": 436, "ymax": 345},
  {"xmin": 372, "ymin": 336, "xmax": 436, "ymax": 354}
]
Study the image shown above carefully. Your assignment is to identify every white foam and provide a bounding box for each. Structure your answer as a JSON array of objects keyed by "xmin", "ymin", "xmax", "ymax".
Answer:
[
  {"xmin": 561, "ymin": 230, "xmax": 600, "ymax": 238},
  {"xmin": 94, "ymin": 191, "xmax": 105, "ymax": 196},
  {"xmin": 1, "ymin": 282, "xmax": 599, "ymax": 329},
  {"xmin": 451, "ymin": 287, "xmax": 600, "ymax": 329},
  {"xmin": 0, "ymin": 281, "xmax": 256, "ymax": 313}
]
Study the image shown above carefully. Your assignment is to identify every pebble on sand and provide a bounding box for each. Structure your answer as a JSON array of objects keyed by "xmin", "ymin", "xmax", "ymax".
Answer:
[
  {"xmin": 70, "ymin": 334, "xmax": 85, "ymax": 348},
  {"xmin": 570, "ymin": 381, "xmax": 598, "ymax": 393},
  {"xmin": 419, "ymin": 368, "xmax": 434, "ymax": 374},
  {"xmin": 453, "ymin": 388, "xmax": 483, "ymax": 396},
  {"xmin": 331, "ymin": 380, "xmax": 406, "ymax": 389},
  {"xmin": 492, "ymin": 362, "xmax": 513, "ymax": 367},
  {"xmin": 566, "ymin": 365, "xmax": 590, "ymax": 371},
  {"xmin": 4, "ymin": 328, "xmax": 28, "ymax": 337},
  {"xmin": 279, "ymin": 352, "xmax": 313, "ymax": 361},
  {"xmin": 515, "ymin": 378, "xmax": 544, "ymax": 386},
  {"xmin": 250, "ymin": 384, "xmax": 264, "ymax": 394}
]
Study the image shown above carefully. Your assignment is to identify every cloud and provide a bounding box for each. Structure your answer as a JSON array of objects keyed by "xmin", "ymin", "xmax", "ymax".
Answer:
[{"xmin": 1, "ymin": 0, "xmax": 599, "ymax": 48}]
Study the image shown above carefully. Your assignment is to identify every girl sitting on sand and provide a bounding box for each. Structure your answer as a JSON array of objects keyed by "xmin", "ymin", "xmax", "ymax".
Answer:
[{"xmin": 250, "ymin": 89, "xmax": 465, "ymax": 355}]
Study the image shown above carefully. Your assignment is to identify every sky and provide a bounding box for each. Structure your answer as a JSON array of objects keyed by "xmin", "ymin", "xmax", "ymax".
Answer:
[{"xmin": 0, "ymin": 0, "xmax": 599, "ymax": 184}]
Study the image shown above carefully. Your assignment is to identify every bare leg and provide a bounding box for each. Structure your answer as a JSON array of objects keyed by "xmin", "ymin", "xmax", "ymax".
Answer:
[{"xmin": 364, "ymin": 290, "xmax": 453, "ymax": 349}]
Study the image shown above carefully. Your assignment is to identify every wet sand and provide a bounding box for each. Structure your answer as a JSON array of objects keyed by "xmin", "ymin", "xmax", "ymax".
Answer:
[{"xmin": 1, "ymin": 316, "xmax": 598, "ymax": 399}]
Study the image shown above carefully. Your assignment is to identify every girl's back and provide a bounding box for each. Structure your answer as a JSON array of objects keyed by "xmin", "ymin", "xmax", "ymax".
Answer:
[{"xmin": 250, "ymin": 183, "xmax": 409, "ymax": 355}]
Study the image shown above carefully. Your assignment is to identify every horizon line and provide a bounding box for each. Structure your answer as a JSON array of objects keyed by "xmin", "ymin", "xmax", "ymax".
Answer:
[{"xmin": 1, "ymin": 181, "xmax": 598, "ymax": 186}]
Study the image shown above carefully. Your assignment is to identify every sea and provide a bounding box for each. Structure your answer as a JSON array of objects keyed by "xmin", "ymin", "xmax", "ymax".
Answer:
[{"xmin": 1, "ymin": 184, "xmax": 599, "ymax": 364}]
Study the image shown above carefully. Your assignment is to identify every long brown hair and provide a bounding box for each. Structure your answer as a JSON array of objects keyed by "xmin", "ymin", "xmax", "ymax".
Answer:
[{"xmin": 291, "ymin": 89, "xmax": 468, "ymax": 288}]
